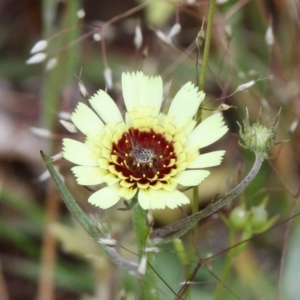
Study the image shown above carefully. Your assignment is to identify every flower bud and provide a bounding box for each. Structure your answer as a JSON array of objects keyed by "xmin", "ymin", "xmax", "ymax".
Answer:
[
  {"xmin": 134, "ymin": 24, "xmax": 143, "ymax": 50},
  {"xmin": 196, "ymin": 22, "xmax": 205, "ymax": 50},
  {"xmin": 265, "ymin": 19, "xmax": 274, "ymax": 46},
  {"xmin": 77, "ymin": 8, "xmax": 85, "ymax": 19},
  {"xmin": 104, "ymin": 67, "xmax": 113, "ymax": 90},
  {"xmin": 138, "ymin": 255, "xmax": 147, "ymax": 276},
  {"xmin": 46, "ymin": 58, "xmax": 57, "ymax": 71},
  {"xmin": 238, "ymin": 108, "xmax": 279, "ymax": 158},
  {"xmin": 229, "ymin": 206, "xmax": 249, "ymax": 230},
  {"xmin": 249, "ymin": 206, "xmax": 268, "ymax": 230},
  {"xmin": 30, "ymin": 40, "xmax": 48, "ymax": 54},
  {"xmin": 218, "ymin": 103, "xmax": 234, "ymax": 111},
  {"xmin": 168, "ymin": 23, "xmax": 181, "ymax": 38},
  {"xmin": 26, "ymin": 53, "xmax": 47, "ymax": 64}
]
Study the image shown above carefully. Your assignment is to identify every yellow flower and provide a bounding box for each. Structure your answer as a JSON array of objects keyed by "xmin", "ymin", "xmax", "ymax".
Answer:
[{"xmin": 63, "ymin": 72, "xmax": 228, "ymax": 210}]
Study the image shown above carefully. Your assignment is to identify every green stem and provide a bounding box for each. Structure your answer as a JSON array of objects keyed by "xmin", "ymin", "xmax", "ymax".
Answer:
[
  {"xmin": 132, "ymin": 203, "xmax": 160, "ymax": 300},
  {"xmin": 186, "ymin": 3, "xmax": 217, "ymax": 297},
  {"xmin": 151, "ymin": 155, "xmax": 264, "ymax": 244},
  {"xmin": 198, "ymin": 0, "xmax": 216, "ymax": 91},
  {"xmin": 41, "ymin": 152, "xmax": 138, "ymax": 274}
]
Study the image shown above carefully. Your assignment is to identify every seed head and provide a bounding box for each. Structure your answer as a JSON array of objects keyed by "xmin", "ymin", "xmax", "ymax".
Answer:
[{"xmin": 238, "ymin": 108, "xmax": 280, "ymax": 158}]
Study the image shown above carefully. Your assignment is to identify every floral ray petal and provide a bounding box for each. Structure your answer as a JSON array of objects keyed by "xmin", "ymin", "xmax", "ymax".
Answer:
[
  {"xmin": 89, "ymin": 90, "xmax": 123, "ymax": 124},
  {"xmin": 138, "ymin": 189, "xmax": 166, "ymax": 210},
  {"xmin": 168, "ymin": 82, "xmax": 205, "ymax": 123},
  {"xmin": 122, "ymin": 72, "xmax": 163, "ymax": 115},
  {"xmin": 88, "ymin": 185, "xmax": 120, "ymax": 209},
  {"xmin": 138, "ymin": 74, "xmax": 163, "ymax": 115},
  {"xmin": 122, "ymin": 72, "xmax": 143, "ymax": 112},
  {"xmin": 187, "ymin": 114, "xmax": 228, "ymax": 148},
  {"xmin": 176, "ymin": 170, "xmax": 210, "ymax": 186},
  {"xmin": 164, "ymin": 190, "xmax": 190, "ymax": 209},
  {"xmin": 71, "ymin": 166, "xmax": 106, "ymax": 185},
  {"xmin": 188, "ymin": 151, "xmax": 226, "ymax": 169},
  {"xmin": 63, "ymin": 139, "xmax": 97, "ymax": 166},
  {"xmin": 71, "ymin": 103, "xmax": 104, "ymax": 135}
]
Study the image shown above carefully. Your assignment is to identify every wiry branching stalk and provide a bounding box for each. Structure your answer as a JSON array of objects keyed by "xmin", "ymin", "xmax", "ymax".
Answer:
[
  {"xmin": 150, "ymin": 154, "xmax": 264, "ymax": 244},
  {"xmin": 41, "ymin": 152, "xmax": 139, "ymax": 275}
]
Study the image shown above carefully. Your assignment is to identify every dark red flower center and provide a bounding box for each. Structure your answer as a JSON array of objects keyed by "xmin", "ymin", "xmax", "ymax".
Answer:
[{"xmin": 111, "ymin": 128, "xmax": 177, "ymax": 188}]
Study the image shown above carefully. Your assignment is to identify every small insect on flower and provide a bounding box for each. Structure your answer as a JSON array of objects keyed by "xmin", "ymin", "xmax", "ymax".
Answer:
[{"xmin": 63, "ymin": 72, "xmax": 228, "ymax": 210}]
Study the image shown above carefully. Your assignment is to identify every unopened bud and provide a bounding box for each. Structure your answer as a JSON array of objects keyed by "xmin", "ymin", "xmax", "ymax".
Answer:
[
  {"xmin": 51, "ymin": 152, "xmax": 63, "ymax": 162},
  {"xmin": 229, "ymin": 206, "xmax": 249, "ymax": 230},
  {"xmin": 218, "ymin": 103, "xmax": 234, "ymax": 111},
  {"xmin": 59, "ymin": 120, "xmax": 77, "ymax": 133},
  {"xmin": 146, "ymin": 211, "xmax": 154, "ymax": 226},
  {"xmin": 26, "ymin": 53, "xmax": 47, "ymax": 64},
  {"xmin": 289, "ymin": 119, "xmax": 299, "ymax": 134},
  {"xmin": 250, "ymin": 206, "xmax": 268, "ymax": 230},
  {"xmin": 77, "ymin": 8, "xmax": 85, "ymax": 19},
  {"xmin": 78, "ymin": 80, "xmax": 89, "ymax": 99},
  {"xmin": 30, "ymin": 40, "xmax": 48, "ymax": 54},
  {"xmin": 265, "ymin": 20, "xmax": 274, "ymax": 46},
  {"xmin": 30, "ymin": 127, "xmax": 53, "ymax": 138},
  {"xmin": 98, "ymin": 238, "xmax": 117, "ymax": 247},
  {"xmin": 138, "ymin": 255, "xmax": 147, "ymax": 276},
  {"xmin": 93, "ymin": 33, "xmax": 101, "ymax": 42},
  {"xmin": 59, "ymin": 111, "xmax": 72, "ymax": 120},
  {"xmin": 168, "ymin": 23, "xmax": 181, "ymax": 38},
  {"xmin": 37, "ymin": 170, "xmax": 51, "ymax": 182},
  {"xmin": 225, "ymin": 24, "xmax": 232, "ymax": 39},
  {"xmin": 196, "ymin": 20, "xmax": 205, "ymax": 49},
  {"xmin": 238, "ymin": 108, "xmax": 279, "ymax": 158},
  {"xmin": 104, "ymin": 68, "xmax": 113, "ymax": 90},
  {"xmin": 46, "ymin": 58, "xmax": 57, "ymax": 71},
  {"xmin": 134, "ymin": 24, "xmax": 143, "ymax": 50},
  {"xmin": 236, "ymin": 80, "xmax": 255, "ymax": 92}
]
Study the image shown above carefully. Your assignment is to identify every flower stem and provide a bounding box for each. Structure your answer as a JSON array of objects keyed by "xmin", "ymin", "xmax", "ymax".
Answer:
[
  {"xmin": 151, "ymin": 155, "xmax": 264, "ymax": 244},
  {"xmin": 198, "ymin": 0, "xmax": 216, "ymax": 91},
  {"xmin": 196, "ymin": 0, "xmax": 216, "ymax": 125},
  {"xmin": 132, "ymin": 203, "xmax": 160, "ymax": 300},
  {"xmin": 187, "ymin": 2, "xmax": 217, "ymax": 297},
  {"xmin": 41, "ymin": 152, "xmax": 139, "ymax": 275}
]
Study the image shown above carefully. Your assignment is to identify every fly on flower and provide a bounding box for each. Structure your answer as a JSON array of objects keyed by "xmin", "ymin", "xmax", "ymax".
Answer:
[{"xmin": 63, "ymin": 72, "xmax": 228, "ymax": 210}]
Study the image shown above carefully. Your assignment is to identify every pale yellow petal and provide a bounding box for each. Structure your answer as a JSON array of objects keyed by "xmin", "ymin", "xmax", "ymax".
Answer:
[
  {"xmin": 63, "ymin": 138, "xmax": 97, "ymax": 166},
  {"xmin": 122, "ymin": 72, "xmax": 163, "ymax": 115},
  {"xmin": 98, "ymin": 158, "xmax": 109, "ymax": 169},
  {"xmin": 168, "ymin": 82, "xmax": 205, "ymax": 123},
  {"xmin": 89, "ymin": 89, "xmax": 123, "ymax": 124},
  {"xmin": 187, "ymin": 114, "xmax": 228, "ymax": 148},
  {"xmin": 122, "ymin": 72, "xmax": 144, "ymax": 112},
  {"xmin": 176, "ymin": 170, "xmax": 210, "ymax": 186},
  {"xmin": 71, "ymin": 102, "xmax": 103, "ymax": 135},
  {"xmin": 138, "ymin": 189, "xmax": 189, "ymax": 210},
  {"xmin": 138, "ymin": 189, "xmax": 166, "ymax": 210},
  {"xmin": 71, "ymin": 166, "xmax": 106, "ymax": 185},
  {"xmin": 118, "ymin": 187, "xmax": 137, "ymax": 200},
  {"xmin": 164, "ymin": 190, "xmax": 190, "ymax": 209},
  {"xmin": 138, "ymin": 74, "xmax": 163, "ymax": 115},
  {"xmin": 88, "ymin": 185, "xmax": 120, "ymax": 209},
  {"xmin": 188, "ymin": 151, "xmax": 226, "ymax": 169},
  {"xmin": 103, "ymin": 173, "xmax": 120, "ymax": 185}
]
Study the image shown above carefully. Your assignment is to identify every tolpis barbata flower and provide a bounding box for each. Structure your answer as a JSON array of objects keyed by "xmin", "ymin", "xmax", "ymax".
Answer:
[{"xmin": 63, "ymin": 72, "xmax": 228, "ymax": 210}]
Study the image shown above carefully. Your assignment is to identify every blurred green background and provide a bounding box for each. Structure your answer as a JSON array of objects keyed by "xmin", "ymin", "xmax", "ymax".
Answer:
[{"xmin": 0, "ymin": 0, "xmax": 300, "ymax": 299}]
